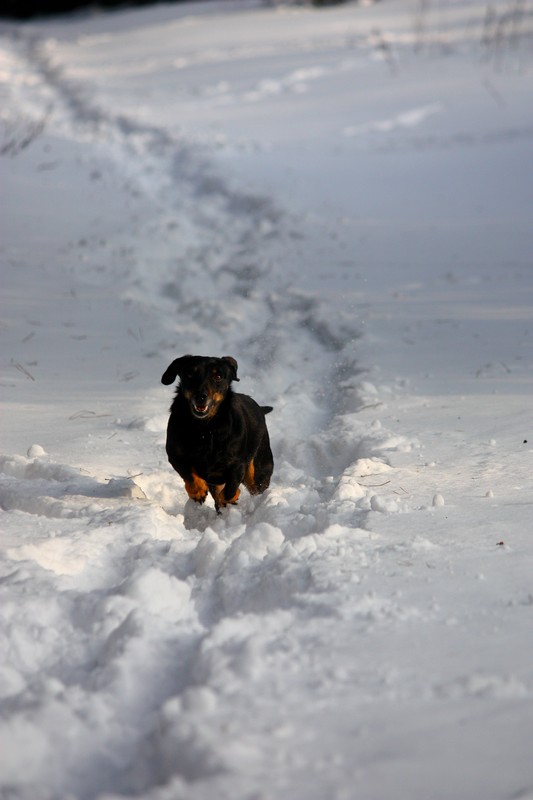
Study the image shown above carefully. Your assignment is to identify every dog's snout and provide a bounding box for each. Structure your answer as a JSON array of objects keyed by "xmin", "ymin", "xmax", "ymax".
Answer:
[{"xmin": 196, "ymin": 391, "xmax": 208, "ymax": 403}]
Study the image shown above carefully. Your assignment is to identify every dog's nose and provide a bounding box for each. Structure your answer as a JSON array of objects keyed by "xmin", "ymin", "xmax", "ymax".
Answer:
[{"xmin": 197, "ymin": 392, "xmax": 208, "ymax": 403}]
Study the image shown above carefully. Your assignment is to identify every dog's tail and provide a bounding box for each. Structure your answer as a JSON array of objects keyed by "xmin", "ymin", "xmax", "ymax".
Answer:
[{"xmin": 261, "ymin": 406, "xmax": 273, "ymax": 415}]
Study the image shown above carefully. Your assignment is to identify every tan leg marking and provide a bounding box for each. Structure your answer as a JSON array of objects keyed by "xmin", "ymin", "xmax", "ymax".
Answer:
[
  {"xmin": 211, "ymin": 484, "xmax": 240, "ymax": 509},
  {"xmin": 185, "ymin": 471, "xmax": 209, "ymax": 503},
  {"xmin": 243, "ymin": 460, "xmax": 260, "ymax": 495}
]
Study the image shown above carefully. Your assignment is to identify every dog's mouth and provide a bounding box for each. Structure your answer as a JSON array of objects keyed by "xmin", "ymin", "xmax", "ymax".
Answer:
[{"xmin": 192, "ymin": 400, "xmax": 212, "ymax": 418}]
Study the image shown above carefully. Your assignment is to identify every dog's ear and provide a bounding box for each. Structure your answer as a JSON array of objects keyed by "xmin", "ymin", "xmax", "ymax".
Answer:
[
  {"xmin": 222, "ymin": 356, "xmax": 239, "ymax": 382},
  {"xmin": 161, "ymin": 355, "xmax": 193, "ymax": 385}
]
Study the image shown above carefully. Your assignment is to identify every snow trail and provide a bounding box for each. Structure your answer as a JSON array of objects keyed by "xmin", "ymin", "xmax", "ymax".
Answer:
[{"xmin": 0, "ymin": 18, "xmax": 409, "ymax": 799}]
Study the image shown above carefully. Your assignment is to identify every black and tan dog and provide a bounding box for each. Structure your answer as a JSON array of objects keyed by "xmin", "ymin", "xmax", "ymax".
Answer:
[{"xmin": 161, "ymin": 354, "xmax": 273, "ymax": 511}]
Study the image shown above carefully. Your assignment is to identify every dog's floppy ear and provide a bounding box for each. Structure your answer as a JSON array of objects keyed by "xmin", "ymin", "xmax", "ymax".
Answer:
[
  {"xmin": 222, "ymin": 356, "xmax": 239, "ymax": 382},
  {"xmin": 161, "ymin": 355, "xmax": 193, "ymax": 385}
]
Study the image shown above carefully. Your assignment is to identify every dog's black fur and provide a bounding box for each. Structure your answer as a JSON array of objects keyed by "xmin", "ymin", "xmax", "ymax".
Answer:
[{"xmin": 161, "ymin": 354, "xmax": 274, "ymax": 511}]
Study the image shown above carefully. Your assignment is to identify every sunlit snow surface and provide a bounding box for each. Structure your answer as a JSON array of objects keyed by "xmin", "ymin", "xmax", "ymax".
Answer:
[{"xmin": 1, "ymin": 1, "xmax": 533, "ymax": 798}]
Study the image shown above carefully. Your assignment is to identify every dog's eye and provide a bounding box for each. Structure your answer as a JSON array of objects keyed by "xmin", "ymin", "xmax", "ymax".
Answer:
[{"xmin": 213, "ymin": 373, "xmax": 222, "ymax": 383}]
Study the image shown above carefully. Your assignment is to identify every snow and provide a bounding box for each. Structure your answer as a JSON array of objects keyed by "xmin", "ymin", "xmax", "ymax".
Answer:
[{"xmin": 1, "ymin": 0, "xmax": 533, "ymax": 798}]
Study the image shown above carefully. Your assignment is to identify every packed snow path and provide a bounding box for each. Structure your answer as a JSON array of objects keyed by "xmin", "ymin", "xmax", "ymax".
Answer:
[{"xmin": 1, "ymin": 2, "xmax": 533, "ymax": 798}]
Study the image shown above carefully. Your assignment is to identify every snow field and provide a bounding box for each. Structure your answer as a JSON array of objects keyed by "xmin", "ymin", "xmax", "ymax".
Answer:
[{"xmin": 2, "ymin": 0, "xmax": 533, "ymax": 798}]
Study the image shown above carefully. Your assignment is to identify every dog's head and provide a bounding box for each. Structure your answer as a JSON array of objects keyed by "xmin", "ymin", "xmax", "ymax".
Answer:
[{"xmin": 162, "ymin": 354, "xmax": 239, "ymax": 420}]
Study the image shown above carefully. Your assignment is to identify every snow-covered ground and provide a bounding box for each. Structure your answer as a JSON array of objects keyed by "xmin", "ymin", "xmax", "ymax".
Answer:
[{"xmin": 1, "ymin": 0, "xmax": 533, "ymax": 797}]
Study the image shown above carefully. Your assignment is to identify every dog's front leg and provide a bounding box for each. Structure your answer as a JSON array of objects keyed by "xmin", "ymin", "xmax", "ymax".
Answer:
[
  {"xmin": 210, "ymin": 486, "xmax": 237, "ymax": 513},
  {"xmin": 184, "ymin": 471, "xmax": 209, "ymax": 503},
  {"xmin": 211, "ymin": 468, "xmax": 243, "ymax": 512},
  {"xmin": 167, "ymin": 447, "xmax": 209, "ymax": 504}
]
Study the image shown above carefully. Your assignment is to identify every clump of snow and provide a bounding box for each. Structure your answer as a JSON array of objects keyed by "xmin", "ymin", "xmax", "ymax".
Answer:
[
  {"xmin": 122, "ymin": 567, "xmax": 191, "ymax": 619},
  {"xmin": 27, "ymin": 444, "xmax": 47, "ymax": 458}
]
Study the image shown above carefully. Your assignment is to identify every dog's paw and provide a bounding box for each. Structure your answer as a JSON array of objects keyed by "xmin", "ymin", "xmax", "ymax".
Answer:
[
  {"xmin": 185, "ymin": 473, "xmax": 209, "ymax": 503},
  {"xmin": 226, "ymin": 488, "xmax": 241, "ymax": 505},
  {"xmin": 212, "ymin": 485, "xmax": 240, "ymax": 512},
  {"xmin": 186, "ymin": 487, "xmax": 209, "ymax": 503}
]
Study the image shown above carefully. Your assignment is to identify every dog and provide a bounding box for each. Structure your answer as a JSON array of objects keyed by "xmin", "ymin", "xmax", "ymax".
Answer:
[{"xmin": 161, "ymin": 354, "xmax": 274, "ymax": 511}]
